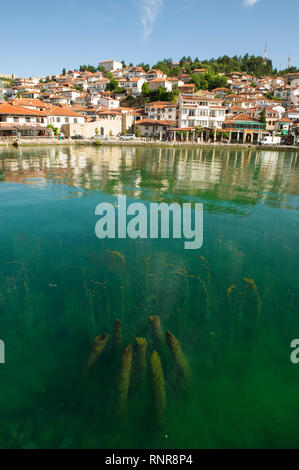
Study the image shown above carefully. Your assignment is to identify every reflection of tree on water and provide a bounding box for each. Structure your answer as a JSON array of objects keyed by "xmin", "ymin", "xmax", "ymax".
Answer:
[{"xmin": 0, "ymin": 146, "xmax": 298, "ymax": 213}]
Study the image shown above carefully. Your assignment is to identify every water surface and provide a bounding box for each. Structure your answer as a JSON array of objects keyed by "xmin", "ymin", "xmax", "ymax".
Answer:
[{"xmin": 0, "ymin": 145, "xmax": 298, "ymax": 449}]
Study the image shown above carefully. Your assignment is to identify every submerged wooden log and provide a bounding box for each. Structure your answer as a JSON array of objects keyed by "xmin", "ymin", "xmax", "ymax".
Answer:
[
  {"xmin": 149, "ymin": 316, "xmax": 164, "ymax": 346},
  {"xmin": 112, "ymin": 319, "xmax": 122, "ymax": 353},
  {"xmin": 150, "ymin": 351, "xmax": 166, "ymax": 424},
  {"xmin": 133, "ymin": 337, "xmax": 147, "ymax": 388},
  {"xmin": 116, "ymin": 344, "xmax": 133, "ymax": 415},
  {"xmin": 165, "ymin": 330, "xmax": 190, "ymax": 388},
  {"xmin": 82, "ymin": 333, "xmax": 109, "ymax": 381}
]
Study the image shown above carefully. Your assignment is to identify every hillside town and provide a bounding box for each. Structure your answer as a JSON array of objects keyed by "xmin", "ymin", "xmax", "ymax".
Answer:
[{"xmin": 1, "ymin": 58, "xmax": 299, "ymax": 145}]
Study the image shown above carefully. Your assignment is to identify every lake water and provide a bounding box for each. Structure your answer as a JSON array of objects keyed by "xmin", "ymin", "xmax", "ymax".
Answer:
[{"xmin": 0, "ymin": 145, "xmax": 298, "ymax": 449}]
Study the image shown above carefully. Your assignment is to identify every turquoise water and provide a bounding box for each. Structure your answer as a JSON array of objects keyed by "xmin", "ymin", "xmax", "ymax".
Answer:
[{"xmin": 0, "ymin": 145, "xmax": 298, "ymax": 449}]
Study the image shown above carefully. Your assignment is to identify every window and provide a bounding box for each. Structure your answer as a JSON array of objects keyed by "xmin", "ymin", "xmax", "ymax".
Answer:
[
  {"xmin": 13, "ymin": 117, "xmax": 19, "ymax": 122},
  {"xmin": 65, "ymin": 118, "xmax": 69, "ymax": 123}
]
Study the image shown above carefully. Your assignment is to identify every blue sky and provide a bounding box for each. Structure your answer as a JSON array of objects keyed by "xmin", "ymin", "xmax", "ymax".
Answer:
[{"xmin": 2, "ymin": 0, "xmax": 298, "ymax": 76}]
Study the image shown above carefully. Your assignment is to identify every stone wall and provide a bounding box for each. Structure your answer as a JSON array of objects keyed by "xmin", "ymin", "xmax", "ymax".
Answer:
[{"xmin": 61, "ymin": 117, "xmax": 123, "ymax": 138}]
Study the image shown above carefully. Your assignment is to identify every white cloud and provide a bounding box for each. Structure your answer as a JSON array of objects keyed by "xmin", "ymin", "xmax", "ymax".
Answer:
[
  {"xmin": 141, "ymin": 0, "xmax": 163, "ymax": 39},
  {"xmin": 244, "ymin": 0, "xmax": 261, "ymax": 6}
]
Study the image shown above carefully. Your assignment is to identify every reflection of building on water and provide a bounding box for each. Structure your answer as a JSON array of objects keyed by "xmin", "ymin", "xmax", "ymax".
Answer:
[{"xmin": 0, "ymin": 146, "xmax": 298, "ymax": 208}]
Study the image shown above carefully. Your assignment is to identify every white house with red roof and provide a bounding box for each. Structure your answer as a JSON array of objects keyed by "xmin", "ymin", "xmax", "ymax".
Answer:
[
  {"xmin": 146, "ymin": 69, "xmax": 167, "ymax": 81},
  {"xmin": 178, "ymin": 94, "xmax": 226, "ymax": 129},
  {"xmin": 98, "ymin": 96, "xmax": 120, "ymax": 109},
  {"xmin": 99, "ymin": 60, "xmax": 122, "ymax": 72},
  {"xmin": 0, "ymin": 102, "xmax": 47, "ymax": 126},
  {"xmin": 124, "ymin": 77, "xmax": 146, "ymax": 96},
  {"xmin": 285, "ymin": 108, "xmax": 299, "ymax": 121},
  {"xmin": 144, "ymin": 101, "xmax": 177, "ymax": 121},
  {"xmin": 44, "ymin": 105, "xmax": 86, "ymax": 130},
  {"xmin": 148, "ymin": 78, "xmax": 173, "ymax": 92},
  {"xmin": 88, "ymin": 79, "xmax": 109, "ymax": 93}
]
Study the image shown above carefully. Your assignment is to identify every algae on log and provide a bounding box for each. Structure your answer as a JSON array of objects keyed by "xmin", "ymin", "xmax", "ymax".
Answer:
[
  {"xmin": 112, "ymin": 319, "xmax": 122, "ymax": 353},
  {"xmin": 165, "ymin": 331, "xmax": 190, "ymax": 387},
  {"xmin": 150, "ymin": 351, "xmax": 167, "ymax": 424},
  {"xmin": 116, "ymin": 344, "xmax": 133, "ymax": 415},
  {"xmin": 149, "ymin": 316, "xmax": 164, "ymax": 346},
  {"xmin": 133, "ymin": 337, "xmax": 147, "ymax": 388},
  {"xmin": 82, "ymin": 333, "xmax": 110, "ymax": 380}
]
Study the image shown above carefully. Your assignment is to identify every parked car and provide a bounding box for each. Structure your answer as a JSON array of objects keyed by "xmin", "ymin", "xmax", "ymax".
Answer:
[
  {"xmin": 259, "ymin": 135, "xmax": 281, "ymax": 145},
  {"xmin": 120, "ymin": 134, "xmax": 136, "ymax": 141},
  {"xmin": 71, "ymin": 135, "xmax": 84, "ymax": 140}
]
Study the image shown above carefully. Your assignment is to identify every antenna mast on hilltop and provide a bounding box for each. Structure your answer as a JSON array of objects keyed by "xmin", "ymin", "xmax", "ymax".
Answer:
[
  {"xmin": 288, "ymin": 56, "xmax": 291, "ymax": 69},
  {"xmin": 264, "ymin": 41, "xmax": 268, "ymax": 65}
]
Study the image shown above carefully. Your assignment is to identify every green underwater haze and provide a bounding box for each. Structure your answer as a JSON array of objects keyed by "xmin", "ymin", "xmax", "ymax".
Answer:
[{"xmin": 0, "ymin": 145, "xmax": 298, "ymax": 449}]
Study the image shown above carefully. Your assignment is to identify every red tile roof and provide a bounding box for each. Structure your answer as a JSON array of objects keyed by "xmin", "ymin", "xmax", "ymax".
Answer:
[
  {"xmin": 12, "ymin": 98, "xmax": 47, "ymax": 109},
  {"xmin": 136, "ymin": 119, "xmax": 175, "ymax": 126},
  {"xmin": 0, "ymin": 102, "xmax": 45, "ymax": 116},
  {"xmin": 43, "ymin": 105, "xmax": 85, "ymax": 118}
]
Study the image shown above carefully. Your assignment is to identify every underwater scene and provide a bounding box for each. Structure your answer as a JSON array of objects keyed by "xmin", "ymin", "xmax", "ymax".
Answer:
[{"xmin": 0, "ymin": 145, "xmax": 298, "ymax": 449}]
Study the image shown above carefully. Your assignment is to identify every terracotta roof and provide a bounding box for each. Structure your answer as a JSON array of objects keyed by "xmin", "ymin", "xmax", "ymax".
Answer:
[
  {"xmin": 11, "ymin": 98, "xmax": 47, "ymax": 108},
  {"xmin": 43, "ymin": 105, "xmax": 85, "ymax": 118},
  {"xmin": 148, "ymin": 78, "xmax": 170, "ymax": 83},
  {"xmin": 225, "ymin": 113, "xmax": 261, "ymax": 123},
  {"xmin": 136, "ymin": 119, "xmax": 175, "ymax": 126},
  {"xmin": 0, "ymin": 102, "xmax": 45, "ymax": 116}
]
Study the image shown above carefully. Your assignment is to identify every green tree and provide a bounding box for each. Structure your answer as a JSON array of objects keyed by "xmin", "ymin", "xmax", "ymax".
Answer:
[
  {"xmin": 106, "ymin": 71, "xmax": 114, "ymax": 81},
  {"xmin": 62, "ymin": 68, "xmax": 66, "ymax": 76},
  {"xmin": 106, "ymin": 78, "xmax": 118, "ymax": 91},
  {"xmin": 142, "ymin": 82, "xmax": 150, "ymax": 96},
  {"xmin": 260, "ymin": 108, "xmax": 267, "ymax": 127},
  {"xmin": 47, "ymin": 124, "xmax": 59, "ymax": 136}
]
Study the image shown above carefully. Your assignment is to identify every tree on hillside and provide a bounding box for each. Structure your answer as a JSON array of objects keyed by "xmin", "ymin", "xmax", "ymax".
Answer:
[
  {"xmin": 260, "ymin": 108, "xmax": 267, "ymax": 127},
  {"xmin": 106, "ymin": 78, "xmax": 119, "ymax": 92},
  {"xmin": 62, "ymin": 68, "xmax": 66, "ymax": 76},
  {"xmin": 146, "ymin": 86, "xmax": 177, "ymax": 103},
  {"xmin": 106, "ymin": 71, "xmax": 114, "ymax": 81},
  {"xmin": 142, "ymin": 82, "xmax": 150, "ymax": 97},
  {"xmin": 191, "ymin": 71, "xmax": 228, "ymax": 91},
  {"xmin": 138, "ymin": 62, "xmax": 150, "ymax": 73}
]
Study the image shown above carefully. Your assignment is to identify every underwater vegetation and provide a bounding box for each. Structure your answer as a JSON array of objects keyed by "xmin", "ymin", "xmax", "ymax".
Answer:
[
  {"xmin": 116, "ymin": 344, "xmax": 133, "ymax": 416},
  {"xmin": 79, "ymin": 333, "xmax": 110, "ymax": 392},
  {"xmin": 78, "ymin": 316, "xmax": 190, "ymax": 428},
  {"xmin": 150, "ymin": 351, "xmax": 166, "ymax": 425},
  {"xmin": 165, "ymin": 331, "xmax": 190, "ymax": 391}
]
